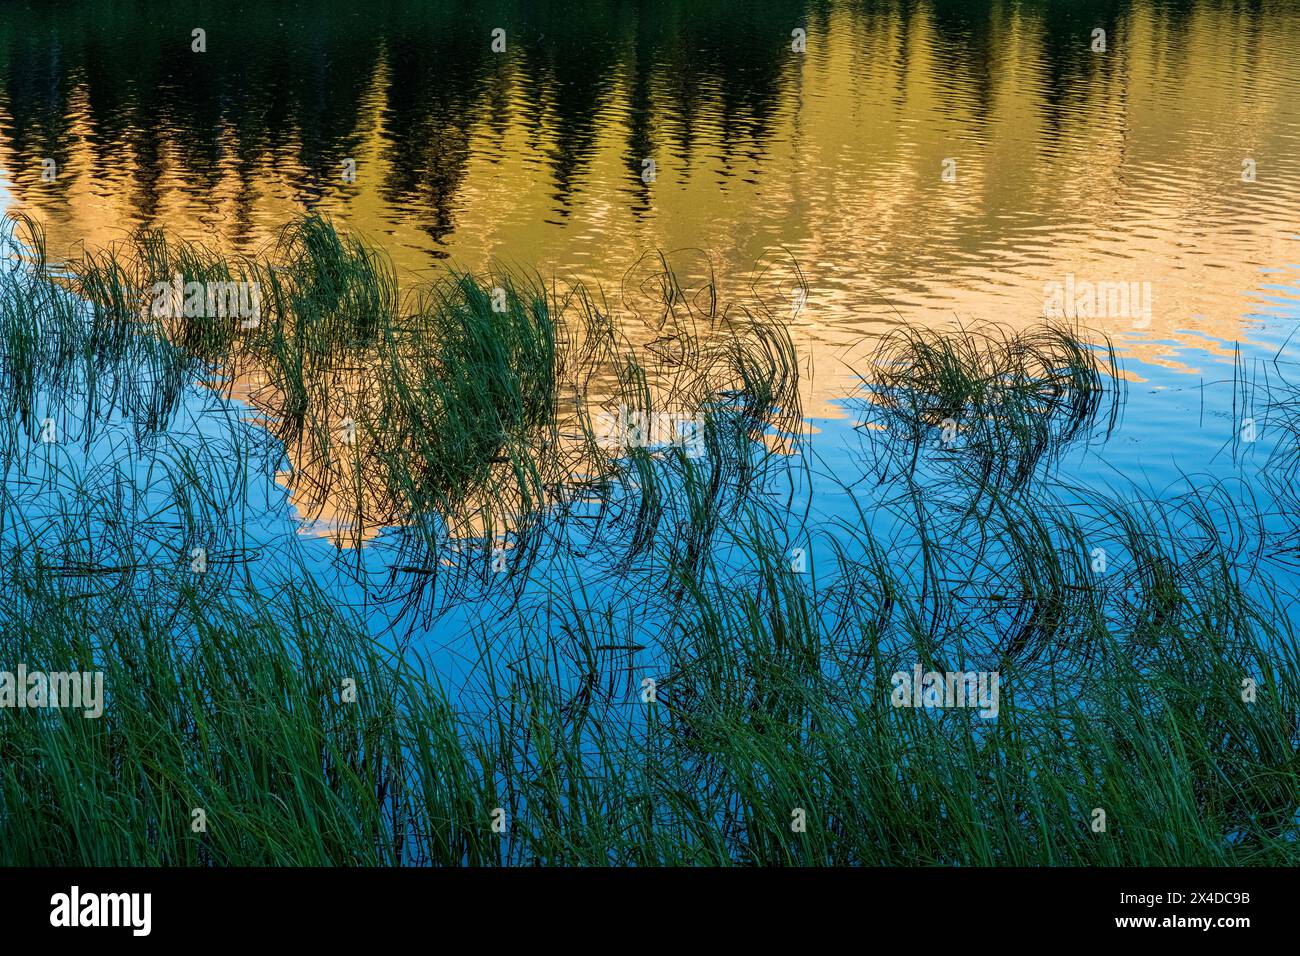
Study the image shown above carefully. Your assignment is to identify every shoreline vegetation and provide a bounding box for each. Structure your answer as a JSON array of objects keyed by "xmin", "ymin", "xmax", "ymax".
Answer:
[{"xmin": 0, "ymin": 214, "xmax": 1296, "ymax": 865}]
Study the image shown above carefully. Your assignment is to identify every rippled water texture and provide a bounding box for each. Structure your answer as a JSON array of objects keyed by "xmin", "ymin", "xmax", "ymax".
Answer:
[{"xmin": 2, "ymin": 0, "xmax": 1297, "ymax": 419}]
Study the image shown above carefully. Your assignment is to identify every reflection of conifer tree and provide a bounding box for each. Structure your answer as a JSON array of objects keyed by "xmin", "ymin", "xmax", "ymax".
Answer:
[
  {"xmin": 2, "ymin": 29, "xmax": 77, "ymax": 193},
  {"xmin": 624, "ymin": 6, "xmax": 657, "ymax": 217},
  {"xmin": 515, "ymin": 1, "xmax": 624, "ymax": 220},
  {"xmin": 1031, "ymin": 0, "xmax": 1130, "ymax": 138},
  {"xmin": 379, "ymin": 20, "xmax": 494, "ymax": 251},
  {"xmin": 697, "ymin": 1, "xmax": 799, "ymax": 156},
  {"xmin": 888, "ymin": 0, "xmax": 924, "ymax": 110},
  {"xmin": 927, "ymin": 0, "xmax": 1000, "ymax": 128}
]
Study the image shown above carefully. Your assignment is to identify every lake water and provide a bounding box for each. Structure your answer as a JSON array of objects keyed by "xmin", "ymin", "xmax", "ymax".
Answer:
[{"xmin": 1, "ymin": 0, "xmax": 1298, "ymax": 664}]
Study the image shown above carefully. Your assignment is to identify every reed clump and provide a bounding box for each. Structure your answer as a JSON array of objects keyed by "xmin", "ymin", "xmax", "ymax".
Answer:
[{"xmin": 860, "ymin": 322, "xmax": 1122, "ymax": 493}]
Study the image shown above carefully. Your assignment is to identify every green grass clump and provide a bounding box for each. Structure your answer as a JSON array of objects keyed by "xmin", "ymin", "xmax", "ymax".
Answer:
[
  {"xmin": 368, "ymin": 274, "xmax": 557, "ymax": 511},
  {"xmin": 862, "ymin": 322, "xmax": 1121, "ymax": 492}
]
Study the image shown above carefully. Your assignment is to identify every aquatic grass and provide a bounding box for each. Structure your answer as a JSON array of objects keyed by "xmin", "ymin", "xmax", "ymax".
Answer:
[
  {"xmin": 368, "ymin": 272, "xmax": 557, "ymax": 507},
  {"xmin": 263, "ymin": 214, "xmax": 400, "ymax": 346},
  {"xmin": 2, "ymin": 421, "xmax": 1296, "ymax": 866},
  {"xmin": 860, "ymin": 321, "xmax": 1121, "ymax": 494},
  {"xmin": 0, "ymin": 572, "xmax": 419, "ymax": 865},
  {"xmin": 0, "ymin": 214, "xmax": 1296, "ymax": 866},
  {"xmin": 0, "ymin": 215, "xmax": 206, "ymax": 452}
]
